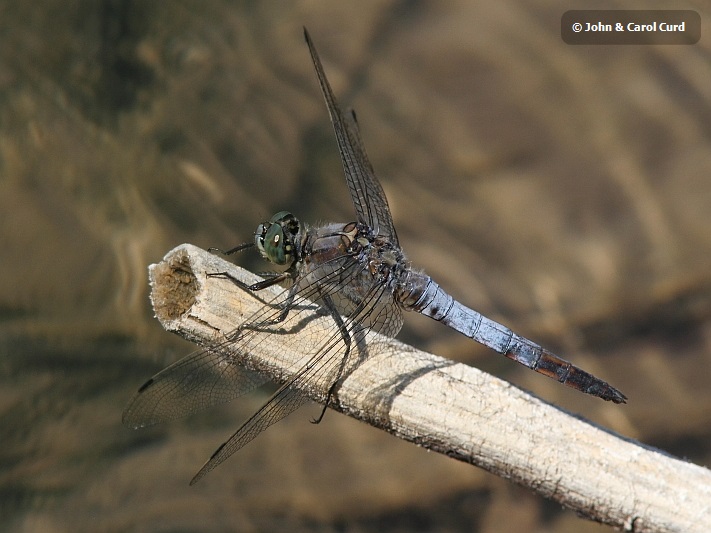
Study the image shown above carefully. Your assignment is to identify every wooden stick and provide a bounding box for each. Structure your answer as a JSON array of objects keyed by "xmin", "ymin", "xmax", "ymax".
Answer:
[{"xmin": 150, "ymin": 243, "xmax": 711, "ymax": 532}]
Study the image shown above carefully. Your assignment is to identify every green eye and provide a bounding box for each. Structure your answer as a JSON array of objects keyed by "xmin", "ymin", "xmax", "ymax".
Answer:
[
  {"xmin": 263, "ymin": 224, "xmax": 289, "ymax": 265},
  {"xmin": 255, "ymin": 211, "xmax": 301, "ymax": 266}
]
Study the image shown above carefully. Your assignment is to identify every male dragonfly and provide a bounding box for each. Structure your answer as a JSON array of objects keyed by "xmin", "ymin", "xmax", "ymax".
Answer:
[{"xmin": 124, "ymin": 28, "xmax": 626, "ymax": 485}]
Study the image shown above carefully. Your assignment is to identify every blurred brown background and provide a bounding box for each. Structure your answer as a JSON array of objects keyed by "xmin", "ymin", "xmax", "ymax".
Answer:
[{"xmin": 2, "ymin": 1, "xmax": 710, "ymax": 531}]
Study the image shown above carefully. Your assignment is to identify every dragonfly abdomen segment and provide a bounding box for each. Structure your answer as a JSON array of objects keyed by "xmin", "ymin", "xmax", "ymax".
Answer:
[
  {"xmin": 401, "ymin": 276, "xmax": 545, "ymax": 366},
  {"xmin": 399, "ymin": 274, "xmax": 626, "ymax": 403}
]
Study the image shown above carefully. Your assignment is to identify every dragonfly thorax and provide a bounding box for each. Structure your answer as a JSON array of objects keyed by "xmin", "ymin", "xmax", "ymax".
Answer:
[{"xmin": 255, "ymin": 211, "xmax": 303, "ymax": 266}]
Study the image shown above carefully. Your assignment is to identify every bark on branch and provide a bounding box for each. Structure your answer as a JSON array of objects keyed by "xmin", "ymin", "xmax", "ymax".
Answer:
[{"xmin": 149, "ymin": 243, "xmax": 711, "ymax": 532}]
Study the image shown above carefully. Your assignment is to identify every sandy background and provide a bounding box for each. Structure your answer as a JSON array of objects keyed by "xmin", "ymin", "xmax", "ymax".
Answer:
[{"xmin": 2, "ymin": 1, "xmax": 710, "ymax": 531}]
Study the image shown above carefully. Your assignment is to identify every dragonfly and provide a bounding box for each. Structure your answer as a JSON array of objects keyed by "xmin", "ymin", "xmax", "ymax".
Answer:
[{"xmin": 123, "ymin": 28, "xmax": 626, "ymax": 485}]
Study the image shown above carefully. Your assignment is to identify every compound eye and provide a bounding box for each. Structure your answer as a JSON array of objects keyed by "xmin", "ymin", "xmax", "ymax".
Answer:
[
  {"xmin": 254, "ymin": 212, "xmax": 299, "ymax": 267},
  {"xmin": 262, "ymin": 224, "xmax": 291, "ymax": 265}
]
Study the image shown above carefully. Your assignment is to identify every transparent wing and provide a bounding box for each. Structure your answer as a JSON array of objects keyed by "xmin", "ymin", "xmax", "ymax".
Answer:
[
  {"xmin": 122, "ymin": 346, "xmax": 269, "ymax": 428},
  {"xmin": 125, "ymin": 243, "xmax": 403, "ymax": 482},
  {"xmin": 190, "ymin": 262, "xmax": 402, "ymax": 484},
  {"xmin": 122, "ymin": 255, "xmax": 353, "ymax": 430},
  {"xmin": 304, "ymin": 28, "xmax": 399, "ymax": 245},
  {"xmin": 189, "ymin": 387, "xmax": 309, "ymax": 485}
]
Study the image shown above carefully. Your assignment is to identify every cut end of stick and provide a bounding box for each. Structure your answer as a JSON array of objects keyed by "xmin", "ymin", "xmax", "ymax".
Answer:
[{"xmin": 149, "ymin": 247, "xmax": 200, "ymax": 323}]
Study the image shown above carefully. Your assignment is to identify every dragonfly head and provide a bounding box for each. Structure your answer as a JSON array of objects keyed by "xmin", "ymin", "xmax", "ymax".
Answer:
[{"xmin": 255, "ymin": 211, "xmax": 302, "ymax": 266}]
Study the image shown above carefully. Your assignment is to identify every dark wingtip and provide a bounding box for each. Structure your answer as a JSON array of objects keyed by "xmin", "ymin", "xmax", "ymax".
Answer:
[
  {"xmin": 137, "ymin": 377, "xmax": 155, "ymax": 393},
  {"xmin": 303, "ymin": 26, "xmax": 310, "ymax": 43},
  {"xmin": 189, "ymin": 440, "xmax": 227, "ymax": 486},
  {"xmin": 189, "ymin": 462, "xmax": 209, "ymax": 486}
]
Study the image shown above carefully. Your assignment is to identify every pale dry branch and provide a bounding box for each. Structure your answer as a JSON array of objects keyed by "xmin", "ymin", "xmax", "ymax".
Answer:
[{"xmin": 149, "ymin": 243, "xmax": 711, "ymax": 532}]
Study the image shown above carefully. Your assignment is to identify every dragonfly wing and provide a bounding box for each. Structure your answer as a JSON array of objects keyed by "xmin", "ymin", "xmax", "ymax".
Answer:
[
  {"xmin": 122, "ymin": 343, "xmax": 270, "ymax": 428},
  {"xmin": 123, "ymin": 275, "xmax": 318, "ymax": 429},
  {"xmin": 189, "ymin": 297, "xmax": 354, "ymax": 484},
  {"xmin": 300, "ymin": 251, "xmax": 405, "ymax": 337},
  {"xmin": 190, "ymin": 383, "xmax": 311, "ymax": 484},
  {"xmin": 304, "ymin": 28, "xmax": 399, "ymax": 245},
  {"xmin": 189, "ymin": 254, "xmax": 405, "ymax": 482}
]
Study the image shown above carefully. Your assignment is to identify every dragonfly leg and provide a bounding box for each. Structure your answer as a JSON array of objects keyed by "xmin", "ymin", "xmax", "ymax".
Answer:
[
  {"xmin": 311, "ymin": 293, "xmax": 352, "ymax": 424},
  {"xmin": 208, "ymin": 269, "xmax": 305, "ymax": 325},
  {"xmin": 208, "ymin": 270, "xmax": 291, "ymax": 293},
  {"xmin": 206, "ymin": 275, "xmax": 304, "ymax": 342},
  {"xmin": 208, "ymin": 271, "xmax": 287, "ymax": 309},
  {"xmin": 208, "ymin": 242, "xmax": 254, "ymax": 256}
]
